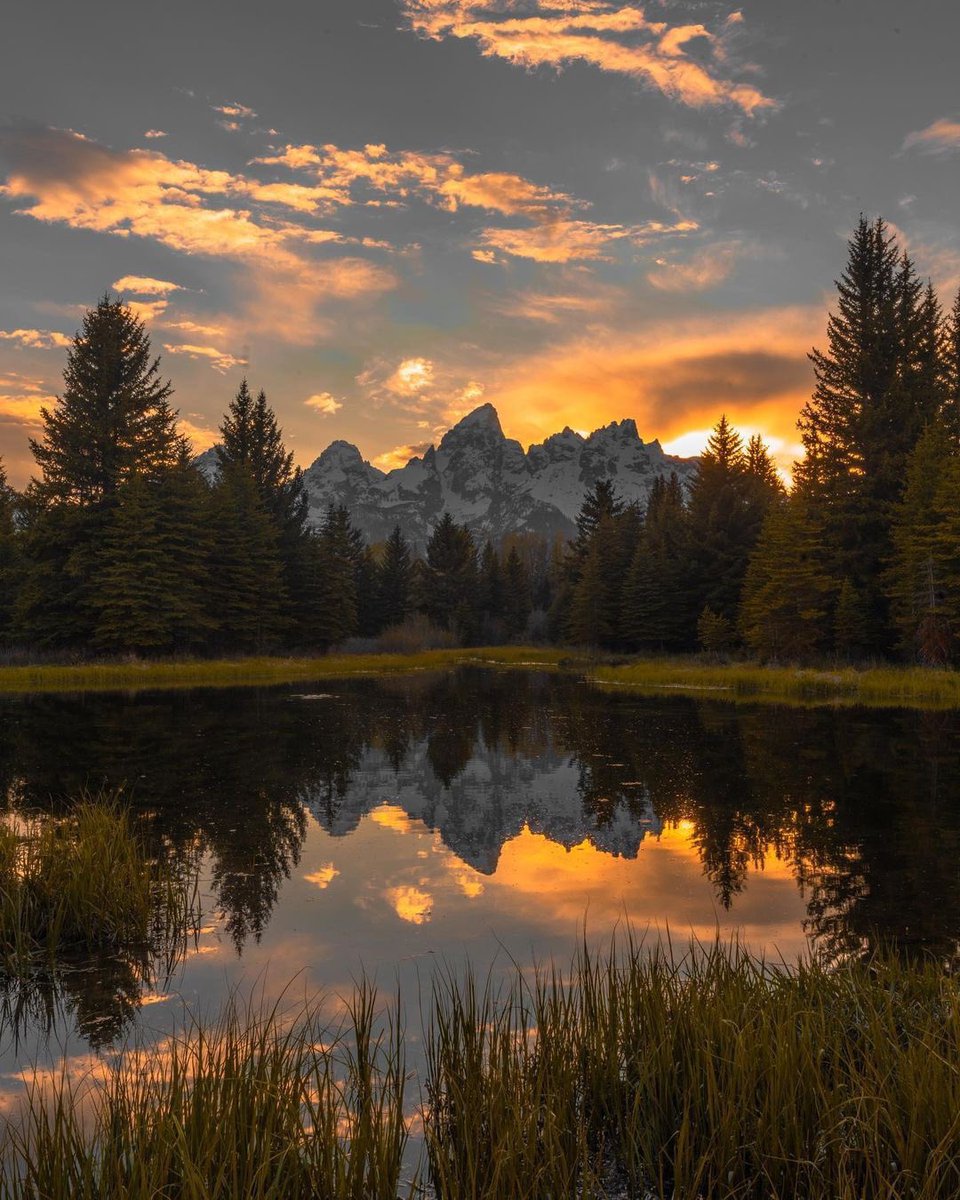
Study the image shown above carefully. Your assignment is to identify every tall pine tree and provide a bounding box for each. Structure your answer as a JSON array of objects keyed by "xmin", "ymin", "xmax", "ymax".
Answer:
[
  {"xmin": 796, "ymin": 217, "xmax": 942, "ymax": 650},
  {"xmin": 31, "ymin": 296, "xmax": 177, "ymax": 504},
  {"xmin": 17, "ymin": 297, "xmax": 180, "ymax": 646},
  {"xmin": 376, "ymin": 526, "xmax": 414, "ymax": 630}
]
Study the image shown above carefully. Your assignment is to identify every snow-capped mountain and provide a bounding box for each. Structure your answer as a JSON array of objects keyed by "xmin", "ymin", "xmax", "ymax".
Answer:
[{"xmin": 300, "ymin": 404, "xmax": 697, "ymax": 548}]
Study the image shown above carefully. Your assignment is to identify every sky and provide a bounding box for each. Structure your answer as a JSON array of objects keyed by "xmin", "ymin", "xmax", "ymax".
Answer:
[{"xmin": 1, "ymin": 0, "xmax": 959, "ymax": 485}]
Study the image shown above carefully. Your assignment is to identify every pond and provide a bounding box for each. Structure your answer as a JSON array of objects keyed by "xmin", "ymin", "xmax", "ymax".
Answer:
[{"xmin": 0, "ymin": 666, "xmax": 958, "ymax": 1107}]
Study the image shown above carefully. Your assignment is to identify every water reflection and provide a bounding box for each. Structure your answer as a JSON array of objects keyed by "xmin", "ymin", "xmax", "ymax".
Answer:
[{"xmin": 0, "ymin": 669, "xmax": 958, "ymax": 1047}]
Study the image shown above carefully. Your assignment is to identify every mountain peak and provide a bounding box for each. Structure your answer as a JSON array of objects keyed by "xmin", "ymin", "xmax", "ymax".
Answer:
[
  {"xmin": 302, "ymin": 408, "xmax": 698, "ymax": 549},
  {"xmin": 445, "ymin": 403, "xmax": 504, "ymax": 440},
  {"xmin": 588, "ymin": 417, "xmax": 639, "ymax": 443}
]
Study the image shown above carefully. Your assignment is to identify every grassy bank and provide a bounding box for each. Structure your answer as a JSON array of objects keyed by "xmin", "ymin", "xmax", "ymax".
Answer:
[
  {"xmin": 0, "ymin": 647, "xmax": 569, "ymax": 696},
  {"xmin": 0, "ymin": 795, "xmax": 197, "ymax": 970},
  {"xmin": 0, "ymin": 646, "xmax": 958, "ymax": 708},
  {"xmin": 4, "ymin": 941, "xmax": 960, "ymax": 1199},
  {"xmin": 589, "ymin": 657, "xmax": 960, "ymax": 709}
]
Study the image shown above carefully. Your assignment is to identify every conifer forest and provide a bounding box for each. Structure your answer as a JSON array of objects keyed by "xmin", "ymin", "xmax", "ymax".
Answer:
[{"xmin": 0, "ymin": 217, "xmax": 957, "ymax": 667}]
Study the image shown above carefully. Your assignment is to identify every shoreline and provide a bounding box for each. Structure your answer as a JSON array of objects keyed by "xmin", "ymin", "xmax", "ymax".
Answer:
[{"xmin": 0, "ymin": 647, "xmax": 956, "ymax": 709}]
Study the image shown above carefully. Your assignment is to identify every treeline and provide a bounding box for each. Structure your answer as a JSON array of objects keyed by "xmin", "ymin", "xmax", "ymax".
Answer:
[
  {"xmin": 548, "ymin": 214, "xmax": 960, "ymax": 664},
  {"xmin": 0, "ymin": 214, "xmax": 959, "ymax": 663},
  {"xmin": 0, "ymin": 297, "xmax": 546, "ymax": 656}
]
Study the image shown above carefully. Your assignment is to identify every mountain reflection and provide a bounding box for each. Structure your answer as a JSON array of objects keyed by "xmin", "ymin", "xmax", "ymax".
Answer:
[{"xmin": 0, "ymin": 668, "xmax": 958, "ymax": 1020}]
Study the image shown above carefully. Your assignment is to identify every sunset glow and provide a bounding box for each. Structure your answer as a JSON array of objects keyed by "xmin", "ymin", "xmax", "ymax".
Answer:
[{"xmin": 0, "ymin": 2, "xmax": 957, "ymax": 484}]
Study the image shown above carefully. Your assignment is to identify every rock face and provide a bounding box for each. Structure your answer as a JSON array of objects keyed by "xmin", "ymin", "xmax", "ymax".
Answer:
[{"xmin": 300, "ymin": 403, "xmax": 698, "ymax": 548}]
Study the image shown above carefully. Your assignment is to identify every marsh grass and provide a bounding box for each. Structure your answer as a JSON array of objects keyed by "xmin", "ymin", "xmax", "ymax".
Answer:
[
  {"xmin": 0, "ymin": 795, "xmax": 198, "ymax": 971},
  {"xmin": 591, "ymin": 657, "xmax": 960, "ymax": 709},
  {"xmin": 4, "ymin": 940, "xmax": 960, "ymax": 1197},
  {"xmin": 0, "ymin": 648, "xmax": 959, "ymax": 709},
  {"xmin": 425, "ymin": 939, "xmax": 960, "ymax": 1199},
  {"xmin": 1, "ymin": 982, "xmax": 412, "ymax": 1200},
  {"xmin": 0, "ymin": 648, "xmax": 569, "ymax": 696}
]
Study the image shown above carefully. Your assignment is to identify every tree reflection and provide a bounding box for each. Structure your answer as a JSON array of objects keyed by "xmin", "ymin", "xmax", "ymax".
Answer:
[{"xmin": 0, "ymin": 670, "xmax": 959, "ymax": 1044}]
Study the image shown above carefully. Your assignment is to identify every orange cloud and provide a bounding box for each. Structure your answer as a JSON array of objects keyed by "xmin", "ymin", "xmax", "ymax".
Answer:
[
  {"xmin": 0, "ymin": 393, "xmax": 50, "ymax": 425},
  {"xmin": 479, "ymin": 217, "xmax": 696, "ymax": 263},
  {"xmin": 304, "ymin": 864, "xmax": 340, "ymax": 889},
  {"xmin": 0, "ymin": 130, "xmax": 285, "ymax": 256},
  {"xmin": 176, "ymin": 416, "xmax": 219, "ymax": 451},
  {"xmin": 112, "ymin": 275, "xmax": 184, "ymax": 296},
  {"xmin": 903, "ymin": 117, "xmax": 960, "ymax": 154},
  {"xmin": 164, "ymin": 319, "xmax": 227, "ymax": 338},
  {"xmin": 385, "ymin": 884, "xmax": 434, "ymax": 924},
  {"xmin": 438, "ymin": 168, "xmax": 576, "ymax": 217},
  {"xmin": 479, "ymin": 303, "xmax": 823, "ymax": 469},
  {"xmin": 400, "ymin": 1, "xmax": 775, "ymax": 115},
  {"xmin": 372, "ymin": 442, "xmax": 433, "ymax": 472},
  {"xmin": 493, "ymin": 278, "xmax": 625, "ymax": 323},
  {"xmin": 646, "ymin": 241, "xmax": 743, "ymax": 293},
  {"xmin": 0, "ymin": 127, "xmax": 401, "ymax": 345},
  {"xmin": 388, "ymin": 357, "xmax": 435, "ymax": 395},
  {"xmin": 213, "ymin": 102, "xmax": 256, "ymax": 119},
  {"xmin": 253, "ymin": 141, "xmax": 575, "ymax": 220},
  {"xmin": 163, "ymin": 342, "xmax": 247, "ymax": 373},
  {"xmin": 0, "ymin": 329, "xmax": 71, "ymax": 349},
  {"xmin": 305, "ymin": 392, "xmax": 343, "ymax": 416}
]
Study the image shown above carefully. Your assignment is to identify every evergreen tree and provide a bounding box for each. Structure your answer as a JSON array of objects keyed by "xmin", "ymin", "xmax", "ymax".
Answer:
[
  {"xmin": 687, "ymin": 415, "xmax": 765, "ymax": 627},
  {"xmin": 376, "ymin": 526, "xmax": 413, "ymax": 629},
  {"xmin": 31, "ymin": 296, "xmax": 177, "ymax": 505},
  {"xmin": 216, "ymin": 381, "xmax": 308, "ymax": 540},
  {"xmin": 574, "ymin": 478, "xmax": 623, "ymax": 553},
  {"xmin": 420, "ymin": 513, "xmax": 477, "ymax": 643},
  {"xmin": 0, "ymin": 461, "xmax": 19, "ymax": 640},
  {"xmin": 89, "ymin": 473, "xmax": 178, "ymax": 654},
  {"xmin": 698, "ymin": 607, "xmax": 736, "ymax": 655},
  {"xmin": 558, "ymin": 480, "xmax": 633, "ymax": 647},
  {"xmin": 944, "ymin": 289, "xmax": 960, "ymax": 441},
  {"xmin": 216, "ymin": 380, "xmax": 309, "ymax": 637},
  {"xmin": 886, "ymin": 420, "xmax": 958, "ymax": 662},
  {"xmin": 833, "ymin": 579, "xmax": 871, "ymax": 662},
  {"xmin": 621, "ymin": 475, "xmax": 691, "ymax": 651},
  {"xmin": 567, "ymin": 513, "xmax": 626, "ymax": 647},
  {"xmin": 84, "ymin": 419, "xmax": 207, "ymax": 658},
  {"xmin": 796, "ymin": 218, "xmax": 942, "ymax": 650},
  {"xmin": 206, "ymin": 465, "xmax": 286, "ymax": 652},
  {"xmin": 302, "ymin": 505, "xmax": 361, "ymax": 649},
  {"xmin": 502, "ymin": 546, "xmax": 532, "ymax": 640},
  {"xmin": 478, "ymin": 541, "xmax": 504, "ymax": 638},
  {"xmin": 740, "ymin": 497, "xmax": 835, "ymax": 662},
  {"xmin": 354, "ymin": 542, "xmax": 380, "ymax": 638},
  {"xmin": 931, "ymin": 458, "xmax": 960, "ymax": 660},
  {"xmin": 17, "ymin": 297, "xmax": 180, "ymax": 647},
  {"xmin": 621, "ymin": 539, "xmax": 672, "ymax": 650}
]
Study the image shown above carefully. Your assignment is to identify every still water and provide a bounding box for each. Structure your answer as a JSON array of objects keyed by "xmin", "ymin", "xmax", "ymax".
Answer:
[{"xmin": 0, "ymin": 667, "xmax": 958, "ymax": 1098}]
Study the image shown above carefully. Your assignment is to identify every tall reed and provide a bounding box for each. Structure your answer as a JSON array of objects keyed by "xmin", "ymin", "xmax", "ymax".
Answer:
[
  {"xmin": 4, "ymin": 939, "xmax": 960, "ymax": 1198},
  {"xmin": 425, "ymin": 938, "xmax": 960, "ymax": 1199},
  {"xmin": 1, "ymin": 982, "xmax": 411, "ymax": 1200},
  {"xmin": 0, "ymin": 793, "xmax": 198, "ymax": 969}
]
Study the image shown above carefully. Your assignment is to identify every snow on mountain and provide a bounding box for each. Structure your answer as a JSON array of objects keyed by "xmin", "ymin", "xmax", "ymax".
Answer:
[
  {"xmin": 192, "ymin": 445, "xmax": 220, "ymax": 483},
  {"xmin": 301, "ymin": 403, "xmax": 698, "ymax": 549}
]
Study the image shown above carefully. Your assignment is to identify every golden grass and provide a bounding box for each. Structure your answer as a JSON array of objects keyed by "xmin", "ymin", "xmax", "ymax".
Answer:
[
  {"xmin": 2, "ymin": 983, "xmax": 410, "ymax": 1200},
  {"xmin": 0, "ymin": 647, "xmax": 958, "ymax": 709},
  {"xmin": 0, "ymin": 793, "xmax": 197, "ymax": 969},
  {"xmin": 6, "ymin": 940, "xmax": 960, "ymax": 1198},
  {"xmin": 589, "ymin": 658, "xmax": 960, "ymax": 709},
  {"xmin": 0, "ymin": 647, "xmax": 570, "ymax": 696}
]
